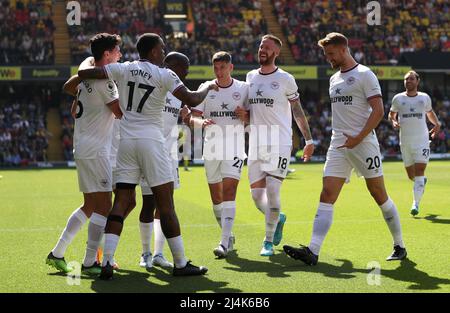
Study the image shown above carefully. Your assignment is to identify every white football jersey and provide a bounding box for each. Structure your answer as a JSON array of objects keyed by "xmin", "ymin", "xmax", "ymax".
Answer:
[
  {"xmin": 328, "ymin": 64, "xmax": 382, "ymax": 147},
  {"xmin": 73, "ymin": 79, "xmax": 118, "ymax": 159},
  {"xmin": 163, "ymin": 92, "xmax": 182, "ymax": 160},
  {"xmin": 390, "ymin": 92, "xmax": 432, "ymax": 144},
  {"xmin": 194, "ymin": 79, "xmax": 249, "ymax": 159},
  {"xmin": 246, "ymin": 68, "xmax": 299, "ymax": 147},
  {"xmin": 104, "ymin": 60, "xmax": 184, "ymax": 141}
]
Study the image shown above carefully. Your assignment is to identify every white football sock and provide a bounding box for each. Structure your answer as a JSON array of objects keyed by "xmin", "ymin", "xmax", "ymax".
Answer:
[
  {"xmin": 102, "ymin": 233, "xmax": 120, "ymax": 267},
  {"xmin": 380, "ymin": 197, "xmax": 405, "ymax": 248},
  {"xmin": 213, "ymin": 203, "xmax": 222, "ymax": 227},
  {"xmin": 139, "ymin": 222, "xmax": 153, "ymax": 254},
  {"xmin": 251, "ymin": 188, "xmax": 268, "ymax": 215},
  {"xmin": 265, "ymin": 176, "xmax": 282, "ymax": 242},
  {"xmin": 52, "ymin": 207, "xmax": 88, "ymax": 258},
  {"xmin": 167, "ymin": 235, "xmax": 187, "ymax": 268},
  {"xmin": 83, "ymin": 213, "xmax": 107, "ymax": 267},
  {"xmin": 220, "ymin": 201, "xmax": 236, "ymax": 249},
  {"xmin": 413, "ymin": 176, "xmax": 425, "ymax": 207},
  {"xmin": 153, "ymin": 218, "xmax": 166, "ymax": 256},
  {"xmin": 309, "ymin": 202, "xmax": 334, "ymax": 255}
]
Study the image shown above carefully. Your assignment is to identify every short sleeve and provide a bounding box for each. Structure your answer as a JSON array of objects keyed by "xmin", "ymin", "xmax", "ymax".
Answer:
[
  {"xmin": 390, "ymin": 94, "xmax": 400, "ymax": 112},
  {"xmin": 162, "ymin": 68, "xmax": 184, "ymax": 94},
  {"xmin": 104, "ymin": 62, "xmax": 127, "ymax": 82},
  {"xmin": 96, "ymin": 80, "xmax": 119, "ymax": 105},
  {"xmin": 424, "ymin": 94, "xmax": 432, "ymax": 112},
  {"xmin": 285, "ymin": 74, "xmax": 299, "ymax": 101},
  {"xmin": 363, "ymin": 70, "xmax": 382, "ymax": 100}
]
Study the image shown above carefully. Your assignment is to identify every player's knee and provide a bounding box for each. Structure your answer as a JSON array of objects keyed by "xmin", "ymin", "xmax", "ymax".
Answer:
[{"xmin": 368, "ymin": 185, "xmax": 387, "ymax": 203}]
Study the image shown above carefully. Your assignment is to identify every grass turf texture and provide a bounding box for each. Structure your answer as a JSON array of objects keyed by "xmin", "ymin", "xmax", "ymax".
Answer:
[{"xmin": 1, "ymin": 161, "xmax": 449, "ymax": 293}]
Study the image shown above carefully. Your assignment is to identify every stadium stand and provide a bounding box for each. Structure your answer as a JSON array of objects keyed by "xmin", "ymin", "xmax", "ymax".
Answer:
[
  {"xmin": 68, "ymin": 0, "xmax": 164, "ymax": 64},
  {"xmin": 272, "ymin": 0, "xmax": 450, "ymax": 65},
  {"xmin": 0, "ymin": 0, "xmax": 55, "ymax": 65},
  {"xmin": 0, "ymin": 84, "xmax": 52, "ymax": 166}
]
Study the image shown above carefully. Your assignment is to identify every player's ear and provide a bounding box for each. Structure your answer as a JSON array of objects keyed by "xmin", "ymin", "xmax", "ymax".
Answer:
[{"xmin": 230, "ymin": 63, "xmax": 234, "ymax": 72}]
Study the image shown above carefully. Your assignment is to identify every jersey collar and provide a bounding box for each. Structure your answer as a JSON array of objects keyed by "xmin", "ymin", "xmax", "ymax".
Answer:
[
  {"xmin": 258, "ymin": 67, "xmax": 279, "ymax": 75},
  {"xmin": 340, "ymin": 63, "xmax": 359, "ymax": 73}
]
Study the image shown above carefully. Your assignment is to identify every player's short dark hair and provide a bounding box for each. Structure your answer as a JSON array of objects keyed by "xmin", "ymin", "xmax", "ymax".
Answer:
[
  {"xmin": 318, "ymin": 32, "xmax": 348, "ymax": 47},
  {"xmin": 164, "ymin": 51, "xmax": 190, "ymax": 67},
  {"xmin": 405, "ymin": 70, "xmax": 420, "ymax": 80},
  {"xmin": 136, "ymin": 33, "xmax": 162, "ymax": 59},
  {"xmin": 212, "ymin": 51, "xmax": 232, "ymax": 64},
  {"xmin": 262, "ymin": 34, "xmax": 282, "ymax": 48},
  {"xmin": 89, "ymin": 33, "xmax": 121, "ymax": 61}
]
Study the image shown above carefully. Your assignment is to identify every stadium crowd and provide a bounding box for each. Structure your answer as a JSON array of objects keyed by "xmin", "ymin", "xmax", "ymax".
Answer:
[
  {"xmin": 0, "ymin": 84, "xmax": 51, "ymax": 167},
  {"xmin": 0, "ymin": 0, "xmax": 55, "ymax": 65},
  {"xmin": 272, "ymin": 0, "xmax": 450, "ymax": 65}
]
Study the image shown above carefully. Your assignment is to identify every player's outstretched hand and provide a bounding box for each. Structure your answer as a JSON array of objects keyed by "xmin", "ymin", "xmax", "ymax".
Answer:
[
  {"xmin": 337, "ymin": 133, "xmax": 362, "ymax": 149},
  {"xmin": 303, "ymin": 143, "xmax": 314, "ymax": 162},
  {"xmin": 430, "ymin": 123, "xmax": 441, "ymax": 139},
  {"xmin": 207, "ymin": 81, "xmax": 219, "ymax": 92},
  {"xmin": 202, "ymin": 119, "xmax": 215, "ymax": 128},
  {"xmin": 180, "ymin": 105, "xmax": 192, "ymax": 125}
]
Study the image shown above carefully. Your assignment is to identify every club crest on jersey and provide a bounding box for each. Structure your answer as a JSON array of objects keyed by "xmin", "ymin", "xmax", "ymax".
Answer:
[
  {"xmin": 232, "ymin": 92, "xmax": 241, "ymax": 100},
  {"xmin": 270, "ymin": 81, "xmax": 280, "ymax": 90},
  {"xmin": 346, "ymin": 77, "xmax": 356, "ymax": 85}
]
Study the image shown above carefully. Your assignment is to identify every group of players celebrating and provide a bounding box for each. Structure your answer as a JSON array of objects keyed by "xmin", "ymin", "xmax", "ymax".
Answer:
[{"xmin": 45, "ymin": 31, "xmax": 441, "ymax": 279}]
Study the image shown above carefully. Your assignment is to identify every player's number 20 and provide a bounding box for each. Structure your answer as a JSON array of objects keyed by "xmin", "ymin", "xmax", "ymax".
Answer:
[{"xmin": 126, "ymin": 82, "xmax": 155, "ymax": 113}]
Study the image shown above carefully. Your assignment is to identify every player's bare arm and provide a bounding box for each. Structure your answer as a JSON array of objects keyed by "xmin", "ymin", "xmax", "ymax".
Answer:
[
  {"xmin": 63, "ymin": 75, "xmax": 82, "ymax": 96},
  {"xmin": 106, "ymin": 99, "xmax": 122, "ymax": 119},
  {"xmin": 180, "ymin": 105, "xmax": 214, "ymax": 128},
  {"xmin": 78, "ymin": 66, "xmax": 108, "ymax": 80},
  {"xmin": 388, "ymin": 111, "xmax": 400, "ymax": 129},
  {"xmin": 173, "ymin": 82, "xmax": 218, "ymax": 107},
  {"xmin": 290, "ymin": 98, "xmax": 314, "ymax": 161},
  {"xmin": 338, "ymin": 96, "xmax": 384, "ymax": 149},
  {"xmin": 427, "ymin": 110, "xmax": 441, "ymax": 139}
]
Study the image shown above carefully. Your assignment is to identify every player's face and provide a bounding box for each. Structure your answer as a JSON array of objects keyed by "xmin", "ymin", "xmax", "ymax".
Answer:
[
  {"xmin": 105, "ymin": 45, "xmax": 122, "ymax": 63},
  {"xmin": 323, "ymin": 44, "xmax": 345, "ymax": 69},
  {"xmin": 213, "ymin": 61, "xmax": 233, "ymax": 81},
  {"xmin": 404, "ymin": 73, "xmax": 419, "ymax": 91},
  {"xmin": 258, "ymin": 39, "xmax": 279, "ymax": 66}
]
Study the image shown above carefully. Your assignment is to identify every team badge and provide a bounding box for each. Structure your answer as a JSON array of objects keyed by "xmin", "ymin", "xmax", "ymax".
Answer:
[
  {"xmin": 270, "ymin": 81, "xmax": 280, "ymax": 90},
  {"xmin": 346, "ymin": 76, "xmax": 356, "ymax": 85},
  {"xmin": 232, "ymin": 92, "xmax": 241, "ymax": 100}
]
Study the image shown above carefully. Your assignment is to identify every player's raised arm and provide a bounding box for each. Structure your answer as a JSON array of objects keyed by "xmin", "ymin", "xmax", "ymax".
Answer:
[
  {"xmin": 173, "ymin": 82, "xmax": 218, "ymax": 107},
  {"xmin": 78, "ymin": 66, "xmax": 108, "ymax": 80},
  {"xmin": 62, "ymin": 75, "xmax": 82, "ymax": 96},
  {"xmin": 290, "ymin": 98, "xmax": 314, "ymax": 161}
]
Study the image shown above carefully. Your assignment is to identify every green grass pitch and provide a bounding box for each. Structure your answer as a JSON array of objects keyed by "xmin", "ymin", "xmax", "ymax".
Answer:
[{"xmin": 1, "ymin": 161, "xmax": 449, "ymax": 293}]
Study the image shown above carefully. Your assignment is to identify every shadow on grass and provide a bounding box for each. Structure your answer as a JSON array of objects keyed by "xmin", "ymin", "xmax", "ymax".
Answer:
[
  {"xmin": 89, "ymin": 266, "xmax": 242, "ymax": 293},
  {"xmin": 415, "ymin": 214, "xmax": 450, "ymax": 225},
  {"xmin": 225, "ymin": 250, "xmax": 450, "ymax": 291}
]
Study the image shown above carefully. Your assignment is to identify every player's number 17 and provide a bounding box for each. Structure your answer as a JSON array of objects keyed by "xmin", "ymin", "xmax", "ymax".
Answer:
[{"xmin": 126, "ymin": 81, "xmax": 155, "ymax": 113}]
